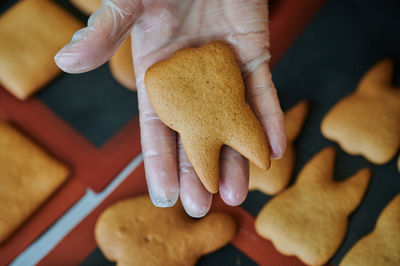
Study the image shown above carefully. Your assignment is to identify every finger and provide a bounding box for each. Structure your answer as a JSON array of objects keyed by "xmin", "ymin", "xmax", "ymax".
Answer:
[
  {"xmin": 141, "ymin": 117, "xmax": 179, "ymax": 207},
  {"xmin": 131, "ymin": 25, "xmax": 194, "ymax": 209},
  {"xmin": 138, "ymin": 75, "xmax": 179, "ymax": 207},
  {"xmin": 55, "ymin": 0, "xmax": 143, "ymax": 73},
  {"xmin": 134, "ymin": 39, "xmax": 193, "ymax": 208},
  {"xmin": 219, "ymin": 146, "xmax": 249, "ymax": 206},
  {"xmin": 178, "ymin": 138, "xmax": 212, "ymax": 218},
  {"xmin": 245, "ymin": 62, "xmax": 286, "ymax": 159}
]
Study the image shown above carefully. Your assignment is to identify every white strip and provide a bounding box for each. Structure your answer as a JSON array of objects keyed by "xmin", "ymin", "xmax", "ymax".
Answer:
[{"xmin": 11, "ymin": 154, "xmax": 143, "ymax": 266}]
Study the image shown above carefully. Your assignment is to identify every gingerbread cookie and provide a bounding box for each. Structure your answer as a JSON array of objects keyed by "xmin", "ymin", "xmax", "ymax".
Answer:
[
  {"xmin": 321, "ymin": 59, "xmax": 400, "ymax": 164},
  {"xmin": 249, "ymin": 100, "xmax": 309, "ymax": 195},
  {"xmin": 0, "ymin": 121, "xmax": 69, "ymax": 244},
  {"xmin": 109, "ymin": 37, "xmax": 136, "ymax": 90},
  {"xmin": 0, "ymin": 0, "xmax": 83, "ymax": 100},
  {"xmin": 70, "ymin": 0, "xmax": 101, "ymax": 15},
  {"xmin": 95, "ymin": 195, "xmax": 236, "ymax": 265},
  {"xmin": 255, "ymin": 147, "xmax": 370, "ymax": 266},
  {"xmin": 340, "ymin": 194, "xmax": 400, "ymax": 266},
  {"xmin": 145, "ymin": 41, "xmax": 270, "ymax": 193}
]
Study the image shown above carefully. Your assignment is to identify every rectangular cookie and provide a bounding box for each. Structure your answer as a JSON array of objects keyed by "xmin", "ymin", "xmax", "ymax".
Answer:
[
  {"xmin": 0, "ymin": 0, "xmax": 83, "ymax": 100},
  {"xmin": 0, "ymin": 121, "xmax": 69, "ymax": 245}
]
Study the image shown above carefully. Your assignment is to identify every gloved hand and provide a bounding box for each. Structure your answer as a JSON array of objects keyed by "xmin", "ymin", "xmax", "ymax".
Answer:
[{"xmin": 55, "ymin": 0, "xmax": 286, "ymax": 217}]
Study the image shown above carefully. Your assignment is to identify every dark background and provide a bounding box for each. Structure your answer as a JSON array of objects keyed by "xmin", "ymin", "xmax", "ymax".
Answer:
[{"xmin": 1, "ymin": 0, "xmax": 400, "ymax": 265}]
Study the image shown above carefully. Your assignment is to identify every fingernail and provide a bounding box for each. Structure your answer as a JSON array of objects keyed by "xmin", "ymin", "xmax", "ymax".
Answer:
[
  {"xmin": 54, "ymin": 46, "xmax": 69, "ymax": 68},
  {"xmin": 54, "ymin": 44, "xmax": 93, "ymax": 74},
  {"xmin": 270, "ymin": 134, "xmax": 287, "ymax": 159},
  {"xmin": 181, "ymin": 195, "xmax": 212, "ymax": 218},
  {"xmin": 222, "ymin": 188, "xmax": 247, "ymax": 206},
  {"xmin": 148, "ymin": 187, "xmax": 179, "ymax": 208},
  {"xmin": 54, "ymin": 26, "xmax": 89, "ymax": 65},
  {"xmin": 184, "ymin": 205, "xmax": 210, "ymax": 218},
  {"xmin": 54, "ymin": 48, "xmax": 63, "ymax": 63},
  {"xmin": 54, "ymin": 46, "xmax": 77, "ymax": 72}
]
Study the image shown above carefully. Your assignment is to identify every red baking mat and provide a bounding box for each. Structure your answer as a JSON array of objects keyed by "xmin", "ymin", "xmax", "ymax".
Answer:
[
  {"xmin": 38, "ymin": 163, "xmax": 305, "ymax": 266},
  {"xmin": 0, "ymin": 86, "xmax": 140, "ymax": 264},
  {"xmin": 0, "ymin": 94, "xmax": 87, "ymax": 264}
]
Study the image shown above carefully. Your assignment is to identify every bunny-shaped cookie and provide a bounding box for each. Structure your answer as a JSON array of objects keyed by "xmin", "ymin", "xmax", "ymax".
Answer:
[
  {"xmin": 322, "ymin": 59, "xmax": 400, "ymax": 164},
  {"xmin": 255, "ymin": 147, "xmax": 370, "ymax": 266},
  {"xmin": 340, "ymin": 194, "xmax": 400, "ymax": 266}
]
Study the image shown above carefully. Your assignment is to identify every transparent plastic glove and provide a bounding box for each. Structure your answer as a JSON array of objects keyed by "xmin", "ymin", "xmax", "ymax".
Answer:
[{"xmin": 55, "ymin": 0, "xmax": 286, "ymax": 218}]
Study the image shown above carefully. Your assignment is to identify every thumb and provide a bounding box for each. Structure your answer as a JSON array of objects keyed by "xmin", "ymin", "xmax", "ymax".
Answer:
[{"xmin": 55, "ymin": 0, "xmax": 143, "ymax": 73}]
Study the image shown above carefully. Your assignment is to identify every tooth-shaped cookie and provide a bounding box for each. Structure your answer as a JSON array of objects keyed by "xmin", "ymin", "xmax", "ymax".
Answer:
[
  {"xmin": 340, "ymin": 194, "xmax": 400, "ymax": 266},
  {"xmin": 255, "ymin": 147, "xmax": 370, "ymax": 266},
  {"xmin": 249, "ymin": 100, "xmax": 309, "ymax": 195},
  {"xmin": 145, "ymin": 41, "xmax": 270, "ymax": 193},
  {"xmin": 321, "ymin": 59, "xmax": 400, "ymax": 164},
  {"xmin": 95, "ymin": 195, "xmax": 236, "ymax": 266}
]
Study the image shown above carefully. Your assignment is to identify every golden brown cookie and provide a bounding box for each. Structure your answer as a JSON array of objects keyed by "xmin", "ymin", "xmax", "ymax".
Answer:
[
  {"xmin": 0, "ymin": 121, "xmax": 69, "ymax": 245},
  {"xmin": 70, "ymin": 0, "xmax": 101, "ymax": 15},
  {"xmin": 255, "ymin": 147, "xmax": 370, "ymax": 266},
  {"xmin": 340, "ymin": 194, "xmax": 400, "ymax": 266},
  {"xmin": 0, "ymin": 0, "xmax": 83, "ymax": 100},
  {"xmin": 145, "ymin": 41, "xmax": 270, "ymax": 193},
  {"xmin": 95, "ymin": 195, "xmax": 236, "ymax": 266},
  {"xmin": 321, "ymin": 59, "xmax": 400, "ymax": 164},
  {"xmin": 109, "ymin": 37, "xmax": 136, "ymax": 90},
  {"xmin": 249, "ymin": 100, "xmax": 309, "ymax": 195}
]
